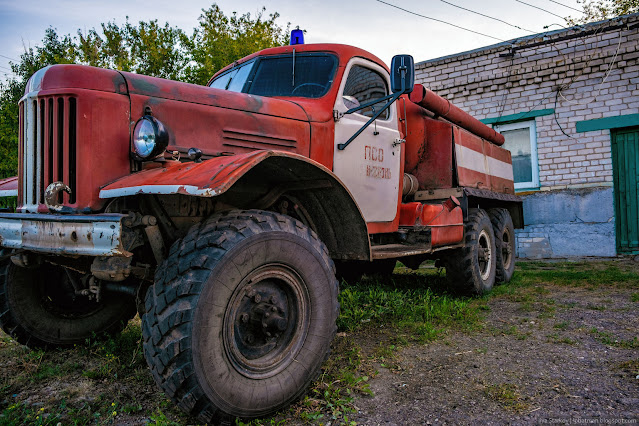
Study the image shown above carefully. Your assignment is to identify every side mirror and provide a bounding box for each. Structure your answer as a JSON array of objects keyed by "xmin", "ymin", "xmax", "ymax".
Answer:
[{"xmin": 390, "ymin": 55, "xmax": 414, "ymax": 94}]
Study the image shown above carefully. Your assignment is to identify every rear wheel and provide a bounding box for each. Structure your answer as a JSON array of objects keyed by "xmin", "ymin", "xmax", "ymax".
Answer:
[
  {"xmin": 142, "ymin": 210, "xmax": 338, "ymax": 423},
  {"xmin": 488, "ymin": 208, "xmax": 515, "ymax": 284},
  {"xmin": 0, "ymin": 254, "xmax": 136, "ymax": 349},
  {"xmin": 444, "ymin": 208, "xmax": 496, "ymax": 295}
]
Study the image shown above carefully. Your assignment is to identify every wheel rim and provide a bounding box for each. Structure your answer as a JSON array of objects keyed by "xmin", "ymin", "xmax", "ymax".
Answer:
[
  {"xmin": 223, "ymin": 264, "xmax": 310, "ymax": 379},
  {"xmin": 477, "ymin": 229, "xmax": 493, "ymax": 281},
  {"xmin": 501, "ymin": 227, "xmax": 513, "ymax": 271}
]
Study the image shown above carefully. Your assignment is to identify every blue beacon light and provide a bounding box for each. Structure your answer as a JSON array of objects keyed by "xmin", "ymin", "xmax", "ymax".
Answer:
[{"xmin": 290, "ymin": 27, "xmax": 304, "ymax": 45}]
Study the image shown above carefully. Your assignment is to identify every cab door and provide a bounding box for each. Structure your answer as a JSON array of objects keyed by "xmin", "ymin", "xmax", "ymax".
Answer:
[{"xmin": 333, "ymin": 59, "xmax": 401, "ymax": 223}]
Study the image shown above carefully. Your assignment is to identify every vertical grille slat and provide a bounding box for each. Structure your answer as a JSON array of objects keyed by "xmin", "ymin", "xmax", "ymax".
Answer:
[
  {"xmin": 18, "ymin": 95, "xmax": 78, "ymax": 211},
  {"xmin": 31, "ymin": 100, "xmax": 38, "ymax": 206},
  {"xmin": 68, "ymin": 98, "xmax": 77, "ymax": 205},
  {"xmin": 18, "ymin": 103, "xmax": 23, "ymax": 202},
  {"xmin": 47, "ymin": 99, "xmax": 54, "ymax": 186},
  {"xmin": 56, "ymin": 98, "xmax": 64, "ymax": 204},
  {"xmin": 38, "ymin": 99, "xmax": 45, "ymax": 205}
]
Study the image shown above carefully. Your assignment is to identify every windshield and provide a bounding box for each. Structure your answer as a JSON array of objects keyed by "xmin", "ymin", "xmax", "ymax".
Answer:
[
  {"xmin": 209, "ymin": 60, "xmax": 256, "ymax": 91},
  {"xmin": 209, "ymin": 53, "xmax": 337, "ymax": 98}
]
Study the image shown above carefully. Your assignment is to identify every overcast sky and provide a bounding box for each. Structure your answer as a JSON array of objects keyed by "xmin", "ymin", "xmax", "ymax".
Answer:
[{"xmin": 0, "ymin": 0, "xmax": 585, "ymax": 81}]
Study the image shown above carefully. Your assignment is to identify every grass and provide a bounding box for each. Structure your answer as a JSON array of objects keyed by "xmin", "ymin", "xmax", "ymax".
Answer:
[
  {"xmin": 0, "ymin": 319, "xmax": 188, "ymax": 425},
  {"xmin": 590, "ymin": 328, "xmax": 639, "ymax": 349},
  {"xmin": 482, "ymin": 383, "xmax": 529, "ymax": 412},
  {"xmin": 553, "ymin": 321, "xmax": 570, "ymax": 330},
  {"xmin": 546, "ymin": 332, "xmax": 578, "ymax": 345},
  {"xmin": 507, "ymin": 261, "xmax": 639, "ymax": 289},
  {"xmin": 338, "ymin": 269, "xmax": 482, "ymax": 340},
  {"xmin": 617, "ymin": 359, "xmax": 639, "ymax": 378}
]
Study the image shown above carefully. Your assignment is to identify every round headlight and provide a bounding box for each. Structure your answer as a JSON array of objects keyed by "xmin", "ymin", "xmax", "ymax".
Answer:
[{"xmin": 132, "ymin": 116, "xmax": 169, "ymax": 160}]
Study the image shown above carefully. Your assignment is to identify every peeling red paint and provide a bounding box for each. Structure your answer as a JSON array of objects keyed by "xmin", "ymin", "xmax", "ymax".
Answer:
[
  {"xmin": 100, "ymin": 150, "xmax": 334, "ymax": 198},
  {"xmin": 0, "ymin": 176, "xmax": 18, "ymax": 192}
]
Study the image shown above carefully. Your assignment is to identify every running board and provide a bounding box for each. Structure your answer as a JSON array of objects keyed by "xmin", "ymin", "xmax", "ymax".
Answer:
[{"xmin": 371, "ymin": 242, "xmax": 463, "ymax": 260}]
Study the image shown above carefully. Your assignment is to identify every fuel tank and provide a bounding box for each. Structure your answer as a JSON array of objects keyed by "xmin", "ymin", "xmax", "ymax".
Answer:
[{"xmin": 402, "ymin": 86, "xmax": 514, "ymax": 195}]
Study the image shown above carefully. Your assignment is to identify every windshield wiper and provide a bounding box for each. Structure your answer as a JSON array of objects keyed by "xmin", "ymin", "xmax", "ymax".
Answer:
[{"xmin": 292, "ymin": 48, "xmax": 296, "ymax": 87}]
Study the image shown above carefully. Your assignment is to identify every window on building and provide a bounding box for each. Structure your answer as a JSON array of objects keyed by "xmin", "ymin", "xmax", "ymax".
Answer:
[
  {"xmin": 342, "ymin": 65, "xmax": 390, "ymax": 120},
  {"xmin": 494, "ymin": 120, "xmax": 539, "ymax": 190}
]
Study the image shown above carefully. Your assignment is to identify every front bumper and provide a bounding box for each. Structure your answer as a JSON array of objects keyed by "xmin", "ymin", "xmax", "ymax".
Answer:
[{"xmin": 0, "ymin": 213, "xmax": 130, "ymax": 257}]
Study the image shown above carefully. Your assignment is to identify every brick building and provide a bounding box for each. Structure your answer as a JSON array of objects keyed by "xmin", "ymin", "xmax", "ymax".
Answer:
[{"xmin": 415, "ymin": 13, "xmax": 639, "ymax": 258}]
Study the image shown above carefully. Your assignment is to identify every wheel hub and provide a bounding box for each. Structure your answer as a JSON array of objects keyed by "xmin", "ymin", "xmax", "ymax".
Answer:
[
  {"xmin": 501, "ymin": 228, "xmax": 513, "ymax": 269},
  {"xmin": 224, "ymin": 265, "xmax": 309, "ymax": 379},
  {"xmin": 235, "ymin": 285, "xmax": 290, "ymax": 359},
  {"xmin": 477, "ymin": 229, "xmax": 493, "ymax": 281}
]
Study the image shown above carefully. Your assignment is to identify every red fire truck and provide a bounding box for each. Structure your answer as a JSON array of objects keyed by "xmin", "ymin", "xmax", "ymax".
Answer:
[{"xmin": 0, "ymin": 35, "xmax": 521, "ymax": 422}]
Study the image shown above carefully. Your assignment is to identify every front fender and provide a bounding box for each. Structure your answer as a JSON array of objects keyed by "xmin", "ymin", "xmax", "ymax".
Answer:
[
  {"xmin": 100, "ymin": 151, "xmax": 277, "ymax": 198},
  {"xmin": 100, "ymin": 150, "xmax": 371, "ymax": 261},
  {"xmin": 0, "ymin": 176, "xmax": 18, "ymax": 197}
]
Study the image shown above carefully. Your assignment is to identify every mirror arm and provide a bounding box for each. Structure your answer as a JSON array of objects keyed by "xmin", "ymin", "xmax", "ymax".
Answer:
[
  {"xmin": 343, "ymin": 93, "xmax": 396, "ymax": 115},
  {"xmin": 337, "ymin": 91, "xmax": 404, "ymax": 151}
]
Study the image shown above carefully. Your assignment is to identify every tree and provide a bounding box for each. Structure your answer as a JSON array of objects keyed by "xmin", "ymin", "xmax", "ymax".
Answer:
[
  {"xmin": 0, "ymin": 28, "xmax": 75, "ymax": 179},
  {"xmin": 566, "ymin": 0, "xmax": 639, "ymax": 24},
  {"xmin": 184, "ymin": 5, "xmax": 289, "ymax": 85},
  {"xmin": 0, "ymin": 3, "xmax": 290, "ymax": 179}
]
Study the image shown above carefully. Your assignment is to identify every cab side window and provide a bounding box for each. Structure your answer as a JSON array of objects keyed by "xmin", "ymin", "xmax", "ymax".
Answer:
[{"xmin": 343, "ymin": 65, "xmax": 389, "ymax": 120}]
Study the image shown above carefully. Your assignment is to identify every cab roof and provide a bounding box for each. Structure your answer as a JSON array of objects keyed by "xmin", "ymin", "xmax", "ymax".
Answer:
[{"xmin": 209, "ymin": 43, "xmax": 389, "ymax": 84}]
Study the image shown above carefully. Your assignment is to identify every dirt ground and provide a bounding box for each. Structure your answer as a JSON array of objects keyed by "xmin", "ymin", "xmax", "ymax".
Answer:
[
  {"xmin": 1, "ymin": 261, "xmax": 638, "ymax": 425},
  {"xmin": 349, "ymin": 282, "xmax": 639, "ymax": 425}
]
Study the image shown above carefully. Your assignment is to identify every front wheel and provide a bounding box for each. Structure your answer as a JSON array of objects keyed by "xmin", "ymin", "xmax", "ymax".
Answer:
[
  {"xmin": 444, "ymin": 208, "xmax": 496, "ymax": 295},
  {"xmin": 0, "ymin": 254, "xmax": 136, "ymax": 349},
  {"xmin": 142, "ymin": 210, "xmax": 338, "ymax": 423}
]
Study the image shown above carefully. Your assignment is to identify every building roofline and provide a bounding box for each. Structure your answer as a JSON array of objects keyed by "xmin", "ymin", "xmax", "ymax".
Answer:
[{"xmin": 416, "ymin": 12, "xmax": 639, "ymax": 66}]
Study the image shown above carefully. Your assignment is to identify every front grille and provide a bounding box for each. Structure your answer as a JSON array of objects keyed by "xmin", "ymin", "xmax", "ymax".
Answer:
[{"xmin": 20, "ymin": 94, "xmax": 77, "ymax": 211}]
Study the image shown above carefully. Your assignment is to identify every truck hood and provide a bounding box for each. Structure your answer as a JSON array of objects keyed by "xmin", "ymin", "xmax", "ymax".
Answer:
[
  {"xmin": 25, "ymin": 64, "xmax": 128, "ymax": 95},
  {"xmin": 120, "ymin": 71, "xmax": 310, "ymax": 122},
  {"xmin": 26, "ymin": 65, "xmax": 310, "ymax": 123}
]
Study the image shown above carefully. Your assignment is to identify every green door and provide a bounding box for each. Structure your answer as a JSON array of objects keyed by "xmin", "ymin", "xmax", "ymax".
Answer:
[{"xmin": 611, "ymin": 127, "xmax": 639, "ymax": 254}]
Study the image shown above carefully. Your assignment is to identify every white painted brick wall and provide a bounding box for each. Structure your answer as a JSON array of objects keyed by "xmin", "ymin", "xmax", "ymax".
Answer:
[{"xmin": 415, "ymin": 14, "xmax": 639, "ymax": 190}]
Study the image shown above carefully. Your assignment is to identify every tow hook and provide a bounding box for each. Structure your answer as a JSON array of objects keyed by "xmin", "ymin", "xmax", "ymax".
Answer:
[{"xmin": 44, "ymin": 181, "xmax": 72, "ymax": 212}]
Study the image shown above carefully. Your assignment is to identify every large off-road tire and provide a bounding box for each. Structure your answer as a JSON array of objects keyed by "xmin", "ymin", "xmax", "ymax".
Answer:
[
  {"xmin": 0, "ymin": 254, "xmax": 137, "ymax": 349},
  {"xmin": 488, "ymin": 208, "xmax": 516, "ymax": 284},
  {"xmin": 142, "ymin": 210, "xmax": 339, "ymax": 423},
  {"xmin": 444, "ymin": 208, "xmax": 497, "ymax": 295}
]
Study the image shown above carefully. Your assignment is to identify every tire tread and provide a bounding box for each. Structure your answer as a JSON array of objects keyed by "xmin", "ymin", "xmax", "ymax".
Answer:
[{"xmin": 142, "ymin": 210, "xmax": 338, "ymax": 423}]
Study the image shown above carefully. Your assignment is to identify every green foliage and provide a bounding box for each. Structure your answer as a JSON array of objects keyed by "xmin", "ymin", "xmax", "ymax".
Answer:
[
  {"xmin": 0, "ymin": 3, "xmax": 289, "ymax": 179},
  {"xmin": 75, "ymin": 20, "xmax": 188, "ymax": 81},
  {"xmin": 0, "ymin": 403, "xmax": 63, "ymax": 426},
  {"xmin": 148, "ymin": 409, "xmax": 182, "ymax": 426},
  {"xmin": 566, "ymin": 0, "xmax": 639, "ymax": 24},
  {"xmin": 184, "ymin": 5, "xmax": 289, "ymax": 85},
  {"xmin": 337, "ymin": 273, "xmax": 481, "ymax": 339},
  {"xmin": 0, "ymin": 197, "xmax": 16, "ymax": 210}
]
